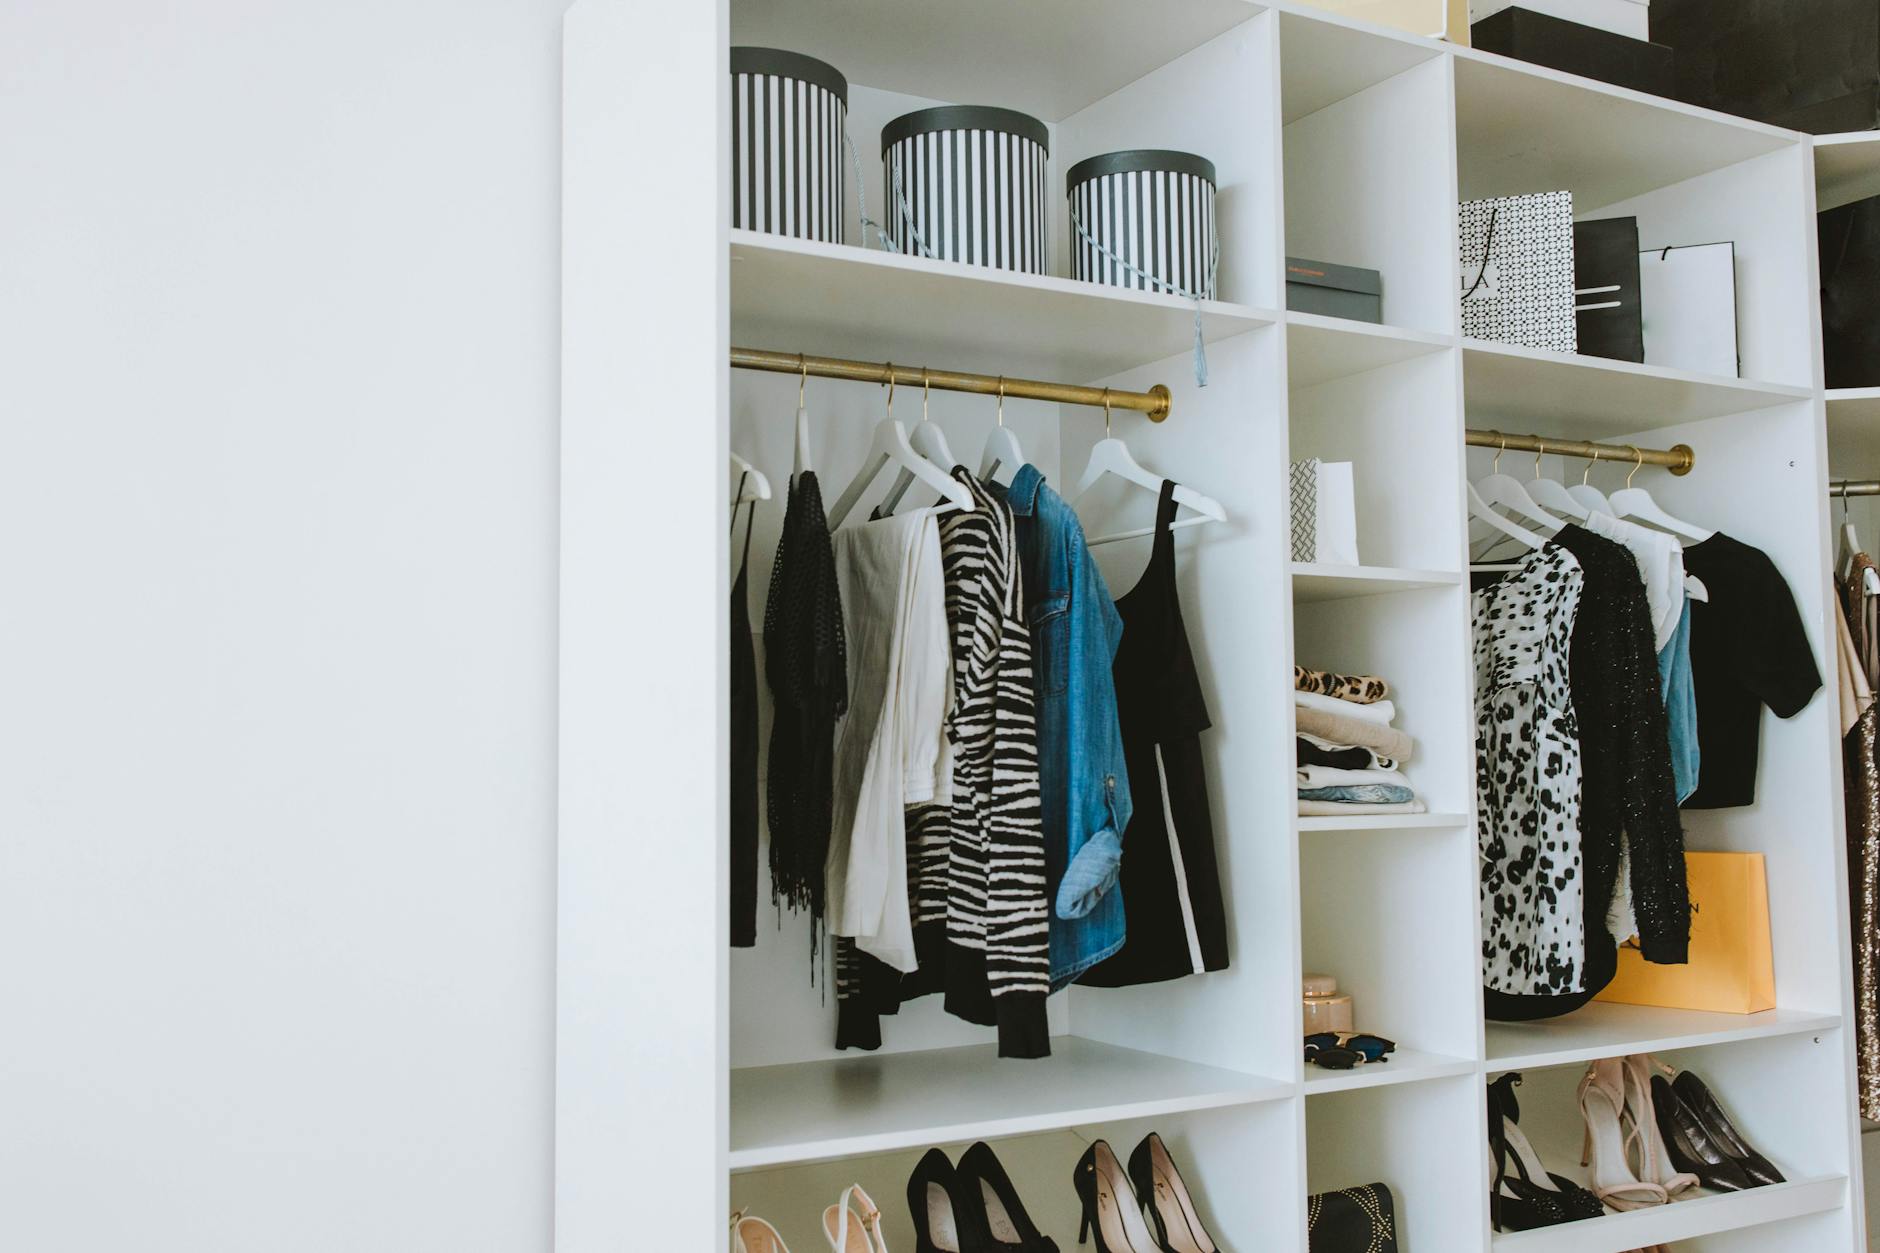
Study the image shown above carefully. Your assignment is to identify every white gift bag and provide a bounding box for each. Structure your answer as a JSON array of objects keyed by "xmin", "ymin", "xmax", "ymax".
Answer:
[
  {"xmin": 1290, "ymin": 459, "xmax": 1360, "ymax": 567},
  {"xmin": 1639, "ymin": 241, "xmax": 1739, "ymax": 378}
]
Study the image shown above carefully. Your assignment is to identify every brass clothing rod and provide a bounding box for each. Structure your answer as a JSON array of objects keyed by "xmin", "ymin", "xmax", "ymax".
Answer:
[
  {"xmin": 1832, "ymin": 480, "xmax": 1880, "ymax": 497},
  {"xmin": 1465, "ymin": 428, "xmax": 1695, "ymax": 476},
  {"xmin": 730, "ymin": 346, "xmax": 1173, "ymax": 422}
]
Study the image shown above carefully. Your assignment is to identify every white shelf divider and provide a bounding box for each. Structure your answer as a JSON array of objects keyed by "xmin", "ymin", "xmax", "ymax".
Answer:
[
  {"xmin": 1304, "ymin": 1048, "xmax": 1477, "ymax": 1095},
  {"xmin": 728, "ymin": 1037, "xmax": 1293, "ymax": 1171},
  {"xmin": 1290, "ymin": 563, "xmax": 1461, "ymax": 602},
  {"xmin": 1486, "ymin": 1004, "xmax": 1842, "ymax": 1071},
  {"xmin": 731, "ymin": 230, "xmax": 1277, "ymax": 384},
  {"xmin": 1296, "ymin": 812, "xmax": 1468, "ymax": 833}
]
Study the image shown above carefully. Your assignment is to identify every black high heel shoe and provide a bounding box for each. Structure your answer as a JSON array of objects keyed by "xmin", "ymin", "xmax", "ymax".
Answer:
[
  {"xmin": 956, "ymin": 1141, "xmax": 1058, "ymax": 1252},
  {"xmin": 1647, "ymin": 1072, "xmax": 1760, "ymax": 1192},
  {"xmin": 1486, "ymin": 1074, "xmax": 1605, "ymax": 1232},
  {"xmin": 909, "ymin": 1147, "xmax": 995, "ymax": 1253},
  {"xmin": 1072, "ymin": 1140, "xmax": 1157, "ymax": 1252},
  {"xmin": 1126, "ymin": 1132, "xmax": 1219, "ymax": 1253},
  {"xmin": 1672, "ymin": 1069, "xmax": 1784, "ymax": 1187}
]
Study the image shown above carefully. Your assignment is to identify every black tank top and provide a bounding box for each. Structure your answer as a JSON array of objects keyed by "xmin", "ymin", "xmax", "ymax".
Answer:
[{"xmin": 1079, "ymin": 479, "xmax": 1228, "ymax": 986}]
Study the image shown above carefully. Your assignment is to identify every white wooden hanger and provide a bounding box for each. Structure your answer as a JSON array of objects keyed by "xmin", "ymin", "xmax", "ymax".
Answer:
[
  {"xmin": 1568, "ymin": 446, "xmax": 1615, "ymax": 519},
  {"xmin": 1524, "ymin": 440, "xmax": 1591, "ymax": 521},
  {"xmin": 792, "ymin": 354, "xmax": 812, "ymax": 476},
  {"xmin": 881, "ymin": 370, "xmax": 960, "ymax": 515},
  {"xmin": 730, "ymin": 452, "xmax": 771, "ymax": 505},
  {"xmin": 1838, "ymin": 485, "xmax": 1880, "ymax": 594},
  {"xmin": 1468, "ymin": 480, "xmax": 1547, "ymax": 558},
  {"xmin": 979, "ymin": 376, "xmax": 1024, "ymax": 484},
  {"xmin": 1474, "ymin": 435, "xmax": 1567, "ymax": 533},
  {"xmin": 827, "ymin": 367, "xmax": 974, "ymax": 529},
  {"xmin": 1607, "ymin": 445, "xmax": 1714, "ymax": 542},
  {"xmin": 1071, "ymin": 390, "xmax": 1226, "ymax": 547}
]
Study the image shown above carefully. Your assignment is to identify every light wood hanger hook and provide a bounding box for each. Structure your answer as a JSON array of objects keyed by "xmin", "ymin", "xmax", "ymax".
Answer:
[
  {"xmin": 996, "ymin": 377, "xmax": 1005, "ymax": 426},
  {"xmin": 1627, "ymin": 444, "xmax": 1644, "ymax": 488},
  {"xmin": 1583, "ymin": 446, "xmax": 1599, "ymax": 486},
  {"xmin": 1103, "ymin": 388, "xmax": 1113, "ymax": 438}
]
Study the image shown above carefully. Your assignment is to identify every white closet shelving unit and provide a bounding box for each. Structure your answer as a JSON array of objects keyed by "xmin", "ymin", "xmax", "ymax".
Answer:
[{"xmin": 560, "ymin": 3, "xmax": 1868, "ymax": 1249}]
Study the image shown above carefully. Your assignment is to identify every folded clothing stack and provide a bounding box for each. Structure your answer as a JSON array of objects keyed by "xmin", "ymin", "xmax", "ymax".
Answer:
[{"xmin": 1293, "ymin": 665, "xmax": 1422, "ymax": 815}]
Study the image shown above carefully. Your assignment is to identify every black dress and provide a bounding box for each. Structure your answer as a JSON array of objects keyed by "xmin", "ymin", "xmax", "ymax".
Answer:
[
  {"xmin": 1079, "ymin": 480, "xmax": 1229, "ymax": 987},
  {"xmin": 729, "ymin": 482, "xmax": 758, "ymax": 947}
]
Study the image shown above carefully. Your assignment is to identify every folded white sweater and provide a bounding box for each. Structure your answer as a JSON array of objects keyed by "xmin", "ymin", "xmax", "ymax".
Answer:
[{"xmin": 1293, "ymin": 689, "xmax": 1396, "ymax": 725}]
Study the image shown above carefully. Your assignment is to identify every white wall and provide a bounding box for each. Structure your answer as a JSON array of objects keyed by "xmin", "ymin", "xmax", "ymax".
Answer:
[{"xmin": 0, "ymin": 2, "xmax": 563, "ymax": 1249}]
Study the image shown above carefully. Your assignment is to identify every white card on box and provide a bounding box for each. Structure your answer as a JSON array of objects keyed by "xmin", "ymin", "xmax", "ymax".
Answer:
[{"xmin": 1639, "ymin": 242, "xmax": 1738, "ymax": 378}]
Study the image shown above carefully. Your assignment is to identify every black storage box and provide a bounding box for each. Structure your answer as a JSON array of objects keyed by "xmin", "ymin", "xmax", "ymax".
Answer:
[
  {"xmin": 1573, "ymin": 217, "xmax": 1644, "ymax": 364},
  {"xmin": 1822, "ymin": 195, "xmax": 1880, "ymax": 387},
  {"xmin": 1285, "ymin": 257, "xmax": 1382, "ymax": 324},
  {"xmin": 1653, "ymin": 0, "xmax": 1880, "ymax": 133},
  {"xmin": 1472, "ymin": 7, "xmax": 1674, "ymax": 99}
]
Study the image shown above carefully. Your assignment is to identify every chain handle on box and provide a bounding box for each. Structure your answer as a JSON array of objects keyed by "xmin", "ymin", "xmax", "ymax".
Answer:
[{"xmin": 1069, "ymin": 204, "xmax": 1217, "ymax": 388}]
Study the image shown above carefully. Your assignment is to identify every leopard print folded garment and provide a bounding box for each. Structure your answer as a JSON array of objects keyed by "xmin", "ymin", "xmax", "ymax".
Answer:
[{"xmin": 1294, "ymin": 665, "xmax": 1389, "ymax": 705}]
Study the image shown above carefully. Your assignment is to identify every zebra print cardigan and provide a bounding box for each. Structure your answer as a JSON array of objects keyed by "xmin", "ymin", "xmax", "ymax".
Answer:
[{"xmin": 836, "ymin": 469, "xmax": 1051, "ymax": 1058}]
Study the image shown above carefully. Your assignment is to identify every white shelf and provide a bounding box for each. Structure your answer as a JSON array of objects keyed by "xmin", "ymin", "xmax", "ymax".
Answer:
[
  {"xmin": 1463, "ymin": 339, "xmax": 1813, "ymax": 439},
  {"xmin": 1486, "ymin": 1004, "xmax": 1842, "ymax": 1071},
  {"xmin": 729, "ymin": 0, "xmax": 1255, "ymax": 122},
  {"xmin": 1297, "ymin": 812, "xmax": 1468, "ymax": 832},
  {"xmin": 730, "ymin": 231, "xmax": 1276, "ymax": 386},
  {"xmin": 1290, "ymin": 563, "xmax": 1461, "ymax": 602},
  {"xmin": 728, "ymin": 1037, "xmax": 1291, "ymax": 1170},
  {"xmin": 1453, "ymin": 49, "xmax": 1798, "ymax": 209},
  {"xmin": 1286, "ymin": 311, "xmax": 1453, "ymax": 392},
  {"xmin": 1492, "ymin": 1175, "xmax": 1848, "ymax": 1253},
  {"xmin": 1304, "ymin": 1048, "xmax": 1476, "ymax": 1095},
  {"xmin": 1816, "ymin": 132, "xmax": 1880, "ymax": 213}
]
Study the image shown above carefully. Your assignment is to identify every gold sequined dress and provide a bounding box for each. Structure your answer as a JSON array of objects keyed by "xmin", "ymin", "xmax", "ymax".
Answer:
[{"xmin": 1839, "ymin": 563, "xmax": 1880, "ymax": 1122}]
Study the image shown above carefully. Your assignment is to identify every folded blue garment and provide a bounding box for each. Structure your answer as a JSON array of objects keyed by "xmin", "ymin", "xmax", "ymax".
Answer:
[{"xmin": 1297, "ymin": 783, "xmax": 1415, "ymax": 804}]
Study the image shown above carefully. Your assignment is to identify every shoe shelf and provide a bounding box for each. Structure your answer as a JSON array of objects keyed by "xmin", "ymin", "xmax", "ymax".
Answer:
[
  {"xmin": 1485, "ymin": 1004, "xmax": 1843, "ymax": 1072},
  {"xmin": 1492, "ymin": 1175, "xmax": 1849, "ymax": 1253},
  {"xmin": 730, "ymin": 232, "xmax": 1278, "ymax": 384},
  {"xmin": 1289, "ymin": 564, "xmax": 1461, "ymax": 603},
  {"xmin": 1303, "ymin": 1048, "xmax": 1477, "ymax": 1096},
  {"xmin": 728, "ymin": 1037, "xmax": 1292, "ymax": 1171}
]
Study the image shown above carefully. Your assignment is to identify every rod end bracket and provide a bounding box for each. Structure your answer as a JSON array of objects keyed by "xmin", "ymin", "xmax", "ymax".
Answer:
[
  {"xmin": 1148, "ymin": 384, "xmax": 1172, "ymax": 423},
  {"xmin": 1670, "ymin": 444, "xmax": 1695, "ymax": 476}
]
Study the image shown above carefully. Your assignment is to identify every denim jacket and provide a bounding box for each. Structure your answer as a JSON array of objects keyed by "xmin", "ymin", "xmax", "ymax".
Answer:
[{"xmin": 1000, "ymin": 465, "xmax": 1132, "ymax": 987}]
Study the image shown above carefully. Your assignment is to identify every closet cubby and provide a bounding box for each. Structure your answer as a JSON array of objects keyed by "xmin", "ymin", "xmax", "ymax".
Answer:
[
  {"xmin": 1484, "ymin": 1034, "xmax": 1850, "ymax": 1252},
  {"xmin": 1279, "ymin": 22, "xmax": 1456, "ymax": 337},
  {"xmin": 731, "ymin": 1102, "xmax": 1301, "ymax": 1253},
  {"xmin": 1452, "ymin": 51, "xmax": 1818, "ymax": 389},
  {"xmin": 1306, "ymin": 1076, "xmax": 1488, "ymax": 1251},
  {"xmin": 1292, "ymin": 587, "xmax": 1473, "ymax": 819},
  {"xmin": 1300, "ymin": 830, "xmax": 1479, "ymax": 1083},
  {"xmin": 567, "ymin": 2, "xmax": 1869, "ymax": 1247}
]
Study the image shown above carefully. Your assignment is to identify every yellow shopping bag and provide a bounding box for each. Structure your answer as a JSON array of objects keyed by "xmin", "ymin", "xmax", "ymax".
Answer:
[{"xmin": 1595, "ymin": 851, "xmax": 1776, "ymax": 1015}]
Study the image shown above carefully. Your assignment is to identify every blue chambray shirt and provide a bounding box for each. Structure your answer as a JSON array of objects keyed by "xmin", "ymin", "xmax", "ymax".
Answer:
[{"xmin": 998, "ymin": 465, "xmax": 1132, "ymax": 988}]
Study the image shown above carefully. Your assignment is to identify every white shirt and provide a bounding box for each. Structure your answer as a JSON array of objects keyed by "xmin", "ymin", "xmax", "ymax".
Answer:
[
  {"xmin": 825, "ymin": 511, "xmax": 953, "ymax": 973},
  {"xmin": 1584, "ymin": 512, "xmax": 1686, "ymax": 651}
]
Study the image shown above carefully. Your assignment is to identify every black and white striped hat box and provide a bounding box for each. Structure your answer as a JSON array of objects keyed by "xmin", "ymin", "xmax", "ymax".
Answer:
[
  {"xmin": 880, "ymin": 106, "xmax": 1050, "ymax": 275},
  {"xmin": 729, "ymin": 47, "xmax": 847, "ymax": 244},
  {"xmin": 1067, "ymin": 150, "xmax": 1218, "ymax": 299}
]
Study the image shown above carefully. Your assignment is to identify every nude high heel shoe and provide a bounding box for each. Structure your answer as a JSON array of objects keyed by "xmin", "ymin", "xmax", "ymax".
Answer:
[
  {"xmin": 1578, "ymin": 1059, "xmax": 1668, "ymax": 1211},
  {"xmin": 1621, "ymin": 1056, "xmax": 1700, "ymax": 1198},
  {"xmin": 823, "ymin": 1184, "xmax": 889, "ymax": 1253},
  {"xmin": 734, "ymin": 1210, "xmax": 794, "ymax": 1253}
]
